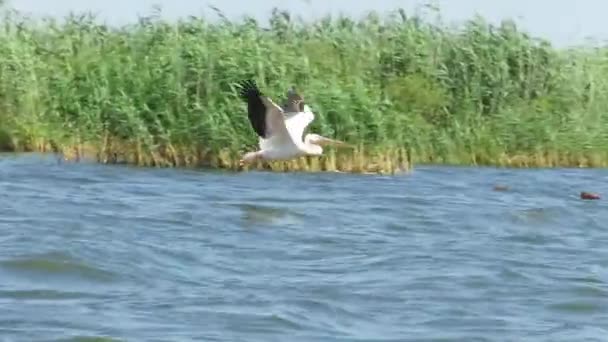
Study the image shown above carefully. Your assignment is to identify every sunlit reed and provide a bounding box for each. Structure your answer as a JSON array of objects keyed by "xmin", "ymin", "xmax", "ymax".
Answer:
[{"xmin": 0, "ymin": 6, "xmax": 606, "ymax": 172}]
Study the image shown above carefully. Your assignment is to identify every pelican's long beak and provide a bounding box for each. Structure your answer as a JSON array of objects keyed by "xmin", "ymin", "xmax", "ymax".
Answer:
[{"xmin": 317, "ymin": 136, "xmax": 355, "ymax": 148}]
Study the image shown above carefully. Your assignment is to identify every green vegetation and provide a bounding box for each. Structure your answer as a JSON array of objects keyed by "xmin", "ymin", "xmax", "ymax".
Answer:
[{"xmin": 1, "ymin": 5, "xmax": 607, "ymax": 173}]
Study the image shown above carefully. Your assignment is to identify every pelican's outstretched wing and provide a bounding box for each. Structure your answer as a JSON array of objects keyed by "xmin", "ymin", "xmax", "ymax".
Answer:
[
  {"xmin": 237, "ymin": 79, "xmax": 297, "ymax": 151},
  {"xmin": 277, "ymin": 86, "xmax": 315, "ymax": 143},
  {"xmin": 237, "ymin": 79, "xmax": 288, "ymax": 139},
  {"xmin": 284, "ymin": 105, "xmax": 315, "ymax": 143}
]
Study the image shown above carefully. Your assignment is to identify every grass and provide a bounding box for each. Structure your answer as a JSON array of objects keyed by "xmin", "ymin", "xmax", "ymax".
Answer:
[{"xmin": 1, "ymin": 5, "xmax": 608, "ymax": 173}]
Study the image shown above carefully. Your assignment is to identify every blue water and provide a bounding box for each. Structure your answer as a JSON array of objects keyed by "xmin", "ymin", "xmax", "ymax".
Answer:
[{"xmin": 1, "ymin": 153, "xmax": 607, "ymax": 341}]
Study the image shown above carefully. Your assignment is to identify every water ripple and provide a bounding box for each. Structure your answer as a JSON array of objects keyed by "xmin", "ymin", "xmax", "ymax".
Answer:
[
  {"xmin": 0, "ymin": 252, "xmax": 118, "ymax": 283},
  {"xmin": 1, "ymin": 155, "xmax": 608, "ymax": 340}
]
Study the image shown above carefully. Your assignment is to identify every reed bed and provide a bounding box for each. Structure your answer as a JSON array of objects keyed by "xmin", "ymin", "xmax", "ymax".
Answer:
[{"xmin": 1, "ymin": 6, "xmax": 608, "ymax": 173}]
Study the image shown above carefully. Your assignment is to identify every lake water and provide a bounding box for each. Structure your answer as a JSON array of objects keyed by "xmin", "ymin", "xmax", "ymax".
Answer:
[{"xmin": 1, "ymin": 152, "xmax": 607, "ymax": 341}]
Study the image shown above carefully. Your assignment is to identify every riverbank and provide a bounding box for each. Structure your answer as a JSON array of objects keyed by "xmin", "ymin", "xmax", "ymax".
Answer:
[
  {"xmin": 0, "ymin": 7, "xmax": 607, "ymax": 173},
  {"xmin": 3, "ymin": 137, "xmax": 607, "ymax": 173},
  {"xmin": 0, "ymin": 138, "xmax": 411, "ymax": 174}
]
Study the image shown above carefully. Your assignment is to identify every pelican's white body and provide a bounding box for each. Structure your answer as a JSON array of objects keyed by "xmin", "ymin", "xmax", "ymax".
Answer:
[
  {"xmin": 238, "ymin": 87, "xmax": 349, "ymax": 166},
  {"xmin": 257, "ymin": 104, "xmax": 321, "ymax": 160}
]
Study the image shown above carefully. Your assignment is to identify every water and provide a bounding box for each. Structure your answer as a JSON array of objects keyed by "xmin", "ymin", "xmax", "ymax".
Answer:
[{"xmin": 1, "ymin": 153, "xmax": 607, "ymax": 341}]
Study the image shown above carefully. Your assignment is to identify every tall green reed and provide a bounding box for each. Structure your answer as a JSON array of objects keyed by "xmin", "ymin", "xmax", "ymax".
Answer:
[{"xmin": 0, "ymin": 6, "xmax": 607, "ymax": 170}]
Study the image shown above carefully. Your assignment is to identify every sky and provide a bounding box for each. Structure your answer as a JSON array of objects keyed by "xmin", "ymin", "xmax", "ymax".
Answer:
[{"xmin": 3, "ymin": 0, "xmax": 607, "ymax": 47}]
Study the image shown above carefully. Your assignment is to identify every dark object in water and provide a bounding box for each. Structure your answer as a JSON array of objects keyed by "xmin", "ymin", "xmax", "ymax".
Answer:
[
  {"xmin": 580, "ymin": 191, "xmax": 600, "ymax": 200},
  {"xmin": 493, "ymin": 185, "xmax": 509, "ymax": 192}
]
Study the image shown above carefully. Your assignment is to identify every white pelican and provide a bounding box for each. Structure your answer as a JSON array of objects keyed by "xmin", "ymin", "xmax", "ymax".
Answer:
[{"xmin": 236, "ymin": 79, "xmax": 350, "ymax": 166}]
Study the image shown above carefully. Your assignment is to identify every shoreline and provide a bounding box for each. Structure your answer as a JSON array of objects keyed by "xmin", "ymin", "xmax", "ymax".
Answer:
[
  {"xmin": 2, "ymin": 141, "xmax": 607, "ymax": 173},
  {"xmin": 0, "ymin": 141, "xmax": 412, "ymax": 174}
]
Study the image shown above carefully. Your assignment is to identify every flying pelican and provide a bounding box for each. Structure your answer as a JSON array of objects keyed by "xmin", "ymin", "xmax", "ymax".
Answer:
[{"xmin": 236, "ymin": 79, "xmax": 350, "ymax": 166}]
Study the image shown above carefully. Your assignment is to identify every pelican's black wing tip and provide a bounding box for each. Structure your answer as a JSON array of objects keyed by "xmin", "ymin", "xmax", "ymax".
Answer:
[
  {"xmin": 236, "ymin": 79, "xmax": 268, "ymax": 138},
  {"xmin": 236, "ymin": 79, "xmax": 261, "ymax": 100},
  {"xmin": 236, "ymin": 79, "xmax": 256, "ymax": 89}
]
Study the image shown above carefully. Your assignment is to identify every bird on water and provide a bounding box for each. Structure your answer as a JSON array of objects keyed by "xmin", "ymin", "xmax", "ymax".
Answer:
[{"xmin": 236, "ymin": 79, "xmax": 351, "ymax": 167}]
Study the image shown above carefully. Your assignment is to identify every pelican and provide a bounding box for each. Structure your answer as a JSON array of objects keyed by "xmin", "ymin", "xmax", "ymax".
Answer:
[{"xmin": 236, "ymin": 79, "xmax": 350, "ymax": 166}]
